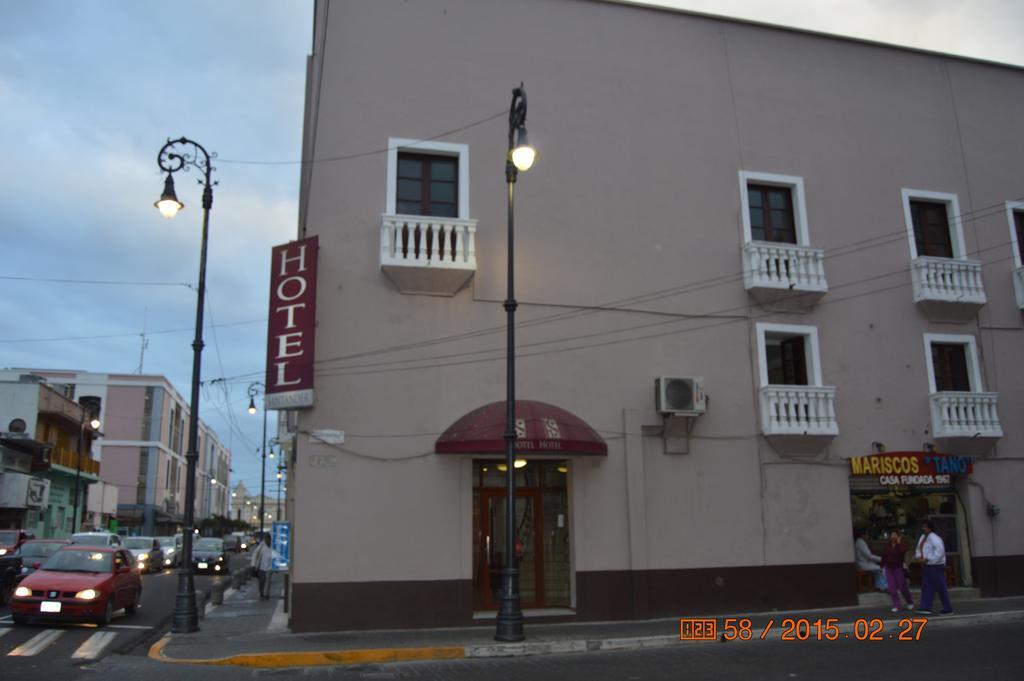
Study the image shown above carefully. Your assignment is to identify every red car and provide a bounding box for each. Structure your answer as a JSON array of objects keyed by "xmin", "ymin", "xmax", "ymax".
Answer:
[{"xmin": 10, "ymin": 546, "xmax": 142, "ymax": 625}]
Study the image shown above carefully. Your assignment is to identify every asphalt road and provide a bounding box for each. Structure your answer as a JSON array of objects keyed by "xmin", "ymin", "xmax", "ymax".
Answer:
[
  {"xmin": 0, "ymin": 552, "xmax": 246, "ymax": 677},
  {"xmin": 82, "ymin": 617, "xmax": 1024, "ymax": 681}
]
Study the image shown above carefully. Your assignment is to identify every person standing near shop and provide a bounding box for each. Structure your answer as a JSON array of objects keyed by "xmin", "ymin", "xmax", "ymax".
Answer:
[
  {"xmin": 854, "ymin": 529, "xmax": 886, "ymax": 591},
  {"xmin": 251, "ymin": 533, "xmax": 274, "ymax": 600},
  {"xmin": 916, "ymin": 521, "xmax": 953, "ymax": 615},
  {"xmin": 880, "ymin": 531, "xmax": 914, "ymax": 612}
]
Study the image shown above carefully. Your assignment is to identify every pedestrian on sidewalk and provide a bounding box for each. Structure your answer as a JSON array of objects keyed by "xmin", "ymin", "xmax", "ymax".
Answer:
[
  {"xmin": 854, "ymin": 529, "xmax": 886, "ymax": 591},
  {"xmin": 251, "ymin": 533, "xmax": 273, "ymax": 600},
  {"xmin": 915, "ymin": 521, "xmax": 953, "ymax": 615},
  {"xmin": 880, "ymin": 531, "xmax": 914, "ymax": 612}
]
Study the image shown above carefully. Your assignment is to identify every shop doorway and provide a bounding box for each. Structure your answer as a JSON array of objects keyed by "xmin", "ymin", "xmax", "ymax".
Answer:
[{"xmin": 473, "ymin": 460, "xmax": 570, "ymax": 610}]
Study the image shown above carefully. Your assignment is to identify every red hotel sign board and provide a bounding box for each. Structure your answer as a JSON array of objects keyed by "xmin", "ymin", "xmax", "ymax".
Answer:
[
  {"xmin": 849, "ymin": 452, "xmax": 973, "ymax": 487},
  {"xmin": 265, "ymin": 236, "xmax": 318, "ymax": 409}
]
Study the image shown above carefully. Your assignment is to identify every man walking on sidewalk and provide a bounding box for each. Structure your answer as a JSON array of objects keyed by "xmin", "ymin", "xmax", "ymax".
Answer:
[
  {"xmin": 251, "ymin": 533, "xmax": 274, "ymax": 600},
  {"xmin": 915, "ymin": 521, "xmax": 953, "ymax": 615}
]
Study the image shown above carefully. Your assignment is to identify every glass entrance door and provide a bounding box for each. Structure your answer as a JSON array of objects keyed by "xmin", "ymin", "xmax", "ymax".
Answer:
[
  {"xmin": 473, "ymin": 460, "xmax": 570, "ymax": 610},
  {"xmin": 480, "ymin": 490, "xmax": 540, "ymax": 609}
]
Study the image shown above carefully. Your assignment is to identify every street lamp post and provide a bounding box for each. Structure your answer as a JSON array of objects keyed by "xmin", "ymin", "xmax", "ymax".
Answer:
[
  {"xmin": 247, "ymin": 382, "xmax": 268, "ymax": 536},
  {"xmin": 276, "ymin": 463, "xmax": 285, "ymax": 521},
  {"xmin": 71, "ymin": 405, "xmax": 101, "ymax": 533},
  {"xmin": 154, "ymin": 136, "xmax": 216, "ymax": 634},
  {"xmin": 496, "ymin": 84, "xmax": 537, "ymax": 643}
]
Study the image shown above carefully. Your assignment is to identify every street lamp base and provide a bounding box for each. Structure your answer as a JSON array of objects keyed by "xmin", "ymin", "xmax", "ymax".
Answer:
[
  {"xmin": 494, "ymin": 568, "xmax": 524, "ymax": 641},
  {"xmin": 171, "ymin": 569, "xmax": 199, "ymax": 633}
]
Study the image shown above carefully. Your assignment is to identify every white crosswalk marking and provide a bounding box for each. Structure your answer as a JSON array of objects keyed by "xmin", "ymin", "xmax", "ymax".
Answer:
[
  {"xmin": 71, "ymin": 630, "xmax": 118, "ymax": 660},
  {"xmin": 0, "ymin": 628, "xmax": 12, "ymax": 640},
  {"xmin": 8, "ymin": 629, "xmax": 64, "ymax": 656}
]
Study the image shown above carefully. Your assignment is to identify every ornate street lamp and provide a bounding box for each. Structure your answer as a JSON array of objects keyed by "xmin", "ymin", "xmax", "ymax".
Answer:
[
  {"xmin": 247, "ymin": 382, "xmax": 269, "ymax": 536},
  {"xmin": 154, "ymin": 136, "xmax": 216, "ymax": 634},
  {"xmin": 496, "ymin": 84, "xmax": 537, "ymax": 643}
]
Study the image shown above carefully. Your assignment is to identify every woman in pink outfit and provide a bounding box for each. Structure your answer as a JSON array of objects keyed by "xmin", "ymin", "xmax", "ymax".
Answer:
[{"xmin": 880, "ymin": 531, "xmax": 914, "ymax": 612}]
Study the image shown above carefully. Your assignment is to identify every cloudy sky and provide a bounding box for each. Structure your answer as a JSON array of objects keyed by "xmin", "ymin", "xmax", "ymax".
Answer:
[{"xmin": 1, "ymin": 0, "xmax": 1021, "ymax": 502}]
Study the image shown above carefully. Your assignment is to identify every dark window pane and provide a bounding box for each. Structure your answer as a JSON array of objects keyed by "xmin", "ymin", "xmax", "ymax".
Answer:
[
  {"xmin": 932, "ymin": 344, "xmax": 970, "ymax": 392},
  {"xmin": 398, "ymin": 157, "xmax": 422, "ymax": 178},
  {"xmin": 431, "ymin": 160, "xmax": 456, "ymax": 181},
  {"xmin": 751, "ymin": 225, "xmax": 766, "ymax": 241},
  {"xmin": 749, "ymin": 209, "xmax": 764, "ymax": 228},
  {"xmin": 430, "ymin": 203, "xmax": 457, "ymax": 218},
  {"xmin": 397, "ymin": 200, "xmax": 421, "ymax": 215},
  {"xmin": 397, "ymin": 179, "xmax": 422, "ymax": 202},
  {"xmin": 748, "ymin": 190, "xmax": 762, "ymax": 208},
  {"xmin": 431, "ymin": 181, "xmax": 455, "ymax": 203},
  {"xmin": 768, "ymin": 190, "xmax": 788, "ymax": 210},
  {"xmin": 911, "ymin": 200, "xmax": 953, "ymax": 258},
  {"xmin": 1014, "ymin": 211, "xmax": 1024, "ymax": 261}
]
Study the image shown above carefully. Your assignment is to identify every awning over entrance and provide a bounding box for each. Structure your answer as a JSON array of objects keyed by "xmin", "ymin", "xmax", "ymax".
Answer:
[{"xmin": 436, "ymin": 400, "xmax": 607, "ymax": 456}]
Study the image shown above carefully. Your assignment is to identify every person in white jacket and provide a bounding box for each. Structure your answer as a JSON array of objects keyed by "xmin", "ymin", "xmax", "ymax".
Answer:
[
  {"xmin": 854, "ymin": 529, "xmax": 887, "ymax": 590},
  {"xmin": 250, "ymin": 533, "xmax": 274, "ymax": 599},
  {"xmin": 915, "ymin": 521, "xmax": 953, "ymax": 615}
]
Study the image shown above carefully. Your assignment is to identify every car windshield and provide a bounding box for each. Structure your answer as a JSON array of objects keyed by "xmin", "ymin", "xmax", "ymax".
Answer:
[
  {"xmin": 71, "ymin": 534, "xmax": 111, "ymax": 547},
  {"xmin": 42, "ymin": 549, "xmax": 113, "ymax": 573},
  {"xmin": 0, "ymin": 531, "xmax": 18, "ymax": 544},
  {"xmin": 124, "ymin": 538, "xmax": 153, "ymax": 549},
  {"xmin": 156, "ymin": 538, "xmax": 175, "ymax": 549},
  {"xmin": 19, "ymin": 542, "xmax": 66, "ymax": 559},
  {"xmin": 195, "ymin": 539, "xmax": 223, "ymax": 551}
]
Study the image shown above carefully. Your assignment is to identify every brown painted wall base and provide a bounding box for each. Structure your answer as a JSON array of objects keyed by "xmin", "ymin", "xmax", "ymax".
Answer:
[
  {"xmin": 576, "ymin": 563, "xmax": 858, "ymax": 621},
  {"xmin": 290, "ymin": 563, "xmax": 859, "ymax": 631},
  {"xmin": 290, "ymin": 579, "xmax": 473, "ymax": 632},
  {"xmin": 972, "ymin": 555, "xmax": 1024, "ymax": 597}
]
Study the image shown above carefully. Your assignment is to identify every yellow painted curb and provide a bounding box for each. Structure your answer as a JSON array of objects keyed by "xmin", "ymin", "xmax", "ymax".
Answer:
[{"xmin": 149, "ymin": 633, "xmax": 465, "ymax": 668}]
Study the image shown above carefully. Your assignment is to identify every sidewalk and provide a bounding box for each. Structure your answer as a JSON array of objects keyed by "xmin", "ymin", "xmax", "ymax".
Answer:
[{"xmin": 150, "ymin": 577, "xmax": 1024, "ymax": 669}]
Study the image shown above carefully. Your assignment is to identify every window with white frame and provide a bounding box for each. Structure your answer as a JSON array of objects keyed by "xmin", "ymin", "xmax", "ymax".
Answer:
[
  {"xmin": 923, "ymin": 334, "xmax": 983, "ymax": 393},
  {"xmin": 386, "ymin": 138, "xmax": 470, "ymax": 219},
  {"xmin": 1006, "ymin": 201, "xmax": 1024, "ymax": 268},
  {"xmin": 756, "ymin": 323, "xmax": 824, "ymax": 387},
  {"xmin": 901, "ymin": 189, "xmax": 967, "ymax": 260},
  {"xmin": 739, "ymin": 171, "xmax": 811, "ymax": 246}
]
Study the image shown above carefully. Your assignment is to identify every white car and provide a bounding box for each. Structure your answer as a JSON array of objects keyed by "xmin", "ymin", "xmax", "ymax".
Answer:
[
  {"xmin": 123, "ymin": 536, "xmax": 163, "ymax": 573},
  {"xmin": 69, "ymin": 532, "xmax": 122, "ymax": 548},
  {"xmin": 155, "ymin": 536, "xmax": 180, "ymax": 567}
]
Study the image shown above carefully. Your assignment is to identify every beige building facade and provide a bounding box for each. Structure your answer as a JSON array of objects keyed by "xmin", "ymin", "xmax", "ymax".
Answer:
[{"xmin": 285, "ymin": 0, "xmax": 1024, "ymax": 631}]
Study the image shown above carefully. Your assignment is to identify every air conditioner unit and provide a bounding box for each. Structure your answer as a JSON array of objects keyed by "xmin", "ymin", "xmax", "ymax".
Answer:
[{"xmin": 655, "ymin": 377, "xmax": 707, "ymax": 416}]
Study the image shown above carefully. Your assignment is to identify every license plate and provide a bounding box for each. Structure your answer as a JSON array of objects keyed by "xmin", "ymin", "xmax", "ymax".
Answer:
[
  {"xmin": 198, "ymin": 562, "xmax": 208, "ymax": 569},
  {"xmin": 40, "ymin": 601, "xmax": 62, "ymax": 613}
]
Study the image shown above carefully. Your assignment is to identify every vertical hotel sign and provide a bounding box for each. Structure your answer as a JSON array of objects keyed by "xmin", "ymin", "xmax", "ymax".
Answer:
[{"xmin": 265, "ymin": 236, "xmax": 318, "ymax": 409}]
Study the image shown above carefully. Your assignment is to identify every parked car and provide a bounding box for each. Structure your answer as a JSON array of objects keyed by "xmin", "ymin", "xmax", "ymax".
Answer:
[
  {"xmin": 0, "ymin": 529, "xmax": 35, "ymax": 556},
  {"xmin": 0, "ymin": 538, "xmax": 72, "ymax": 603},
  {"xmin": 122, "ymin": 536, "xmax": 164, "ymax": 573},
  {"xmin": 10, "ymin": 546, "xmax": 142, "ymax": 625},
  {"xmin": 70, "ymin": 531, "xmax": 122, "ymax": 548},
  {"xmin": 191, "ymin": 537, "xmax": 227, "ymax": 573},
  {"xmin": 155, "ymin": 536, "xmax": 180, "ymax": 567}
]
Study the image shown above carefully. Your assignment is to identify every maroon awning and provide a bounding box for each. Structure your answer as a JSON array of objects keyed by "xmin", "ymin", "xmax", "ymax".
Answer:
[{"xmin": 435, "ymin": 400, "xmax": 607, "ymax": 456}]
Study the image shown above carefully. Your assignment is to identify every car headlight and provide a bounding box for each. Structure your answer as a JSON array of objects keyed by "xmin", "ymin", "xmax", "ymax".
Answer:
[
  {"xmin": 76, "ymin": 589, "xmax": 99, "ymax": 600},
  {"xmin": 138, "ymin": 552, "xmax": 149, "ymax": 561},
  {"xmin": 240, "ymin": 543, "xmax": 247, "ymax": 549},
  {"xmin": 217, "ymin": 555, "xmax": 225, "ymax": 562},
  {"xmin": 14, "ymin": 585, "xmax": 31, "ymax": 598},
  {"xmin": 20, "ymin": 566, "xmax": 29, "ymax": 574},
  {"xmin": 0, "ymin": 548, "xmax": 7, "ymax": 556}
]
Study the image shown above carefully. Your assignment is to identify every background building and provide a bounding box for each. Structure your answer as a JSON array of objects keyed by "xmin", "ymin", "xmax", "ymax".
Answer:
[
  {"xmin": 286, "ymin": 0, "xmax": 1024, "ymax": 631},
  {"xmin": 14, "ymin": 370, "xmax": 233, "ymax": 536}
]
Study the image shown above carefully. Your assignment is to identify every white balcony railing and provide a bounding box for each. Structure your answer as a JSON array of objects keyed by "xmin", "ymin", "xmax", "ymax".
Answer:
[
  {"xmin": 1013, "ymin": 267, "xmax": 1024, "ymax": 310},
  {"xmin": 380, "ymin": 214, "xmax": 478, "ymax": 295},
  {"xmin": 760, "ymin": 385, "xmax": 838, "ymax": 437},
  {"xmin": 930, "ymin": 392, "xmax": 1002, "ymax": 440},
  {"xmin": 911, "ymin": 256, "xmax": 986, "ymax": 306},
  {"xmin": 743, "ymin": 242, "xmax": 827, "ymax": 304}
]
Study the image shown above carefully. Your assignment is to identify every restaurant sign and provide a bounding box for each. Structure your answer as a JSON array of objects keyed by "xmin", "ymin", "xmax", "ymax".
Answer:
[
  {"xmin": 265, "ymin": 236, "xmax": 318, "ymax": 410},
  {"xmin": 849, "ymin": 451, "xmax": 973, "ymax": 487}
]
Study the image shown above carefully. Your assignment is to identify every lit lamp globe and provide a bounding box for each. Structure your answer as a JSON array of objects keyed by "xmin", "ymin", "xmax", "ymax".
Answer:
[
  {"xmin": 154, "ymin": 174, "xmax": 184, "ymax": 219},
  {"xmin": 510, "ymin": 128, "xmax": 537, "ymax": 171},
  {"xmin": 89, "ymin": 417, "xmax": 102, "ymax": 430}
]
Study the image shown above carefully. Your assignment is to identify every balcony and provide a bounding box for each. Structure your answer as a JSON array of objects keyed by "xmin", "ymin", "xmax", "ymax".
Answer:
[
  {"xmin": 1014, "ymin": 266, "xmax": 1024, "ymax": 310},
  {"xmin": 911, "ymin": 256, "xmax": 986, "ymax": 321},
  {"xmin": 930, "ymin": 391, "xmax": 1002, "ymax": 455},
  {"xmin": 380, "ymin": 214, "xmax": 477, "ymax": 296},
  {"xmin": 742, "ymin": 242, "xmax": 827, "ymax": 307},
  {"xmin": 760, "ymin": 385, "xmax": 838, "ymax": 454},
  {"xmin": 49, "ymin": 446, "xmax": 101, "ymax": 477}
]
